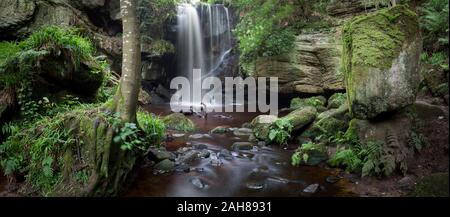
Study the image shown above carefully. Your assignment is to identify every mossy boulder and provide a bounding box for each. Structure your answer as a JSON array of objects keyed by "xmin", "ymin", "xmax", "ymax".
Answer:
[
  {"xmin": 162, "ymin": 113, "xmax": 196, "ymax": 133},
  {"xmin": 327, "ymin": 93, "xmax": 347, "ymax": 109},
  {"xmin": 290, "ymin": 96, "xmax": 327, "ymax": 111},
  {"xmin": 342, "ymin": 5, "xmax": 422, "ymax": 119},
  {"xmin": 305, "ymin": 117, "xmax": 348, "ymax": 140},
  {"xmin": 250, "ymin": 115, "xmax": 278, "ymax": 140},
  {"xmin": 412, "ymin": 173, "xmax": 449, "ymax": 197},
  {"xmin": 279, "ymin": 106, "xmax": 317, "ymax": 131}
]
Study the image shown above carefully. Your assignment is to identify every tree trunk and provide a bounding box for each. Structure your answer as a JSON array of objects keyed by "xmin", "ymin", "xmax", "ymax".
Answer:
[{"xmin": 115, "ymin": 0, "xmax": 141, "ymax": 123}]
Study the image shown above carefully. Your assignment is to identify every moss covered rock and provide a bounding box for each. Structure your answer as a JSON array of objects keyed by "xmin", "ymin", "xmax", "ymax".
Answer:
[
  {"xmin": 280, "ymin": 106, "xmax": 317, "ymax": 130},
  {"xmin": 290, "ymin": 96, "xmax": 327, "ymax": 111},
  {"xmin": 413, "ymin": 173, "xmax": 449, "ymax": 197},
  {"xmin": 163, "ymin": 113, "xmax": 196, "ymax": 133},
  {"xmin": 327, "ymin": 93, "xmax": 347, "ymax": 109},
  {"xmin": 250, "ymin": 115, "xmax": 278, "ymax": 140},
  {"xmin": 342, "ymin": 5, "xmax": 422, "ymax": 119}
]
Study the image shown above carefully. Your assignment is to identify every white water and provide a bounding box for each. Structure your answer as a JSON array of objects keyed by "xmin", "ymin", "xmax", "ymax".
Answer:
[{"xmin": 175, "ymin": 3, "xmax": 233, "ymax": 109}]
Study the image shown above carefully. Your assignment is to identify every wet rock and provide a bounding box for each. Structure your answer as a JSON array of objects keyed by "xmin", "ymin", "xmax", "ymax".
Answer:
[
  {"xmin": 154, "ymin": 159, "xmax": 175, "ymax": 174},
  {"xmin": 172, "ymin": 133, "xmax": 186, "ymax": 138},
  {"xmin": 148, "ymin": 148, "xmax": 176, "ymax": 162},
  {"xmin": 238, "ymin": 152, "xmax": 255, "ymax": 160},
  {"xmin": 397, "ymin": 176, "xmax": 416, "ymax": 191},
  {"xmin": 190, "ymin": 177, "xmax": 208, "ymax": 189},
  {"xmin": 241, "ymin": 122, "xmax": 252, "ymax": 128},
  {"xmin": 198, "ymin": 149, "xmax": 211, "ymax": 159},
  {"xmin": 246, "ymin": 182, "xmax": 266, "ymax": 190},
  {"xmin": 326, "ymin": 176, "xmax": 340, "ymax": 184},
  {"xmin": 219, "ymin": 149, "xmax": 233, "ymax": 160},
  {"xmin": 210, "ymin": 153, "xmax": 223, "ymax": 166},
  {"xmin": 190, "ymin": 143, "xmax": 208, "ymax": 150},
  {"xmin": 175, "ymin": 164, "xmax": 191, "ymax": 173},
  {"xmin": 210, "ymin": 126, "xmax": 229, "ymax": 134},
  {"xmin": 232, "ymin": 142, "xmax": 254, "ymax": 151},
  {"xmin": 303, "ymin": 184, "xmax": 320, "ymax": 194},
  {"xmin": 257, "ymin": 141, "xmax": 266, "ymax": 147},
  {"xmin": 177, "ymin": 150, "xmax": 202, "ymax": 164},
  {"xmin": 189, "ymin": 134, "xmax": 211, "ymax": 140},
  {"xmin": 233, "ymin": 128, "xmax": 253, "ymax": 136},
  {"xmin": 213, "ymin": 114, "xmax": 232, "ymax": 119}
]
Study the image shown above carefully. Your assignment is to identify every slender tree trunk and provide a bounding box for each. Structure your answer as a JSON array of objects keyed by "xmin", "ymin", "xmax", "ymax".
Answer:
[{"xmin": 116, "ymin": 0, "xmax": 141, "ymax": 123}]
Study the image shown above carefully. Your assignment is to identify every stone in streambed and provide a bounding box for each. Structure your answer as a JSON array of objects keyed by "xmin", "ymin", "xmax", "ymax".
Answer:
[
  {"xmin": 303, "ymin": 184, "xmax": 320, "ymax": 194},
  {"xmin": 232, "ymin": 142, "xmax": 254, "ymax": 151},
  {"xmin": 233, "ymin": 128, "xmax": 253, "ymax": 136},
  {"xmin": 154, "ymin": 159, "xmax": 175, "ymax": 174},
  {"xmin": 210, "ymin": 126, "xmax": 229, "ymax": 134}
]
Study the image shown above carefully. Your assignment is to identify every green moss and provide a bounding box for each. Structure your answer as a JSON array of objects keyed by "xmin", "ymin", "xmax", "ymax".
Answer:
[
  {"xmin": 342, "ymin": 5, "xmax": 420, "ymax": 117},
  {"xmin": 290, "ymin": 96, "xmax": 327, "ymax": 110},
  {"xmin": 413, "ymin": 173, "xmax": 449, "ymax": 197},
  {"xmin": 327, "ymin": 93, "xmax": 347, "ymax": 109},
  {"xmin": 162, "ymin": 113, "xmax": 196, "ymax": 132},
  {"xmin": 150, "ymin": 40, "xmax": 175, "ymax": 56}
]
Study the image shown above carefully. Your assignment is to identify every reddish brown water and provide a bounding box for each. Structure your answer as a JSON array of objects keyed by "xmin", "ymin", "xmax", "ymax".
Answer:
[{"xmin": 124, "ymin": 104, "xmax": 355, "ymax": 197}]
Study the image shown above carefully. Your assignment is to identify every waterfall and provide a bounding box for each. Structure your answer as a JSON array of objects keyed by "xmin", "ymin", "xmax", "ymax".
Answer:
[{"xmin": 175, "ymin": 2, "xmax": 233, "ymax": 108}]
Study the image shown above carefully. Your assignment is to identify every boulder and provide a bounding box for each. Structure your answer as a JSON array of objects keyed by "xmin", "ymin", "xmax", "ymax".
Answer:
[
  {"xmin": 154, "ymin": 159, "xmax": 175, "ymax": 173},
  {"xmin": 343, "ymin": 5, "xmax": 422, "ymax": 119},
  {"xmin": 279, "ymin": 106, "xmax": 317, "ymax": 130},
  {"xmin": 294, "ymin": 143, "xmax": 327, "ymax": 166},
  {"xmin": 250, "ymin": 115, "xmax": 278, "ymax": 140},
  {"xmin": 162, "ymin": 113, "xmax": 196, "ymax": 132}
]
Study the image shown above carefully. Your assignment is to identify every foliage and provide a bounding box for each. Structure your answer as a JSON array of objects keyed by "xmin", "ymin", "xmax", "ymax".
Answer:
[
  {"xmin": 409, "ymin": 131, "xmax": 426, "ymax": 151},
  {"xmin": 421, "ymin": 51, "xmax": 449, "ymax": 71},
  {"xmin": 268, "ymin": 119, "xmax": 293, "ymax": 145},
  {"xmin": 328, "ymin": 149, "xmax": 363, "ymax": 172},
  {"xmin": 420, "ymin": 0, "xmax": 449, "ymax": 50},
  {"xmin": 291, "ymin": 142, "xmax": 326, "ymax": 166},
  {"xmin": 328, "ymin": 128, "xmax": 408, "ymax": 177},
  {"xmin": 137, "ymin": 111, "xmax": 166, "ymax": 147},
  {"xmin": 150, "ymin": 40, "xmax": 176, "ymax": 56},
  {"xmin": 0, "ymin": 114, "xmax": 75, "ymax": 195},
  {"xmin": 232, "ymin": 0, "xmax": 296, "ymax": 67}
]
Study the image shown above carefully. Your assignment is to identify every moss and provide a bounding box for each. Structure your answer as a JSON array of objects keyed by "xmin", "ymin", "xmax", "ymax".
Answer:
[
  {"xmin": 290, "ymin": 96, "xmax": 327, "ymax": 110},
  {"xmin": 342, "ymin": 5, "xmax": 420, "ymax": 117},
  {"xmin": 413, "ymin": 173, "xmax": 449, "ymax": 197},
  {"xmin": 162, "ymin": 113, "xmax": 196, "ymax": 133},
  {"xmin": 150, "ymin": 40, "xmax": 175, "ymax": 56},
  {"xmin": 327, "ymin": 93, "xmax": 347, "ymax": 109}
]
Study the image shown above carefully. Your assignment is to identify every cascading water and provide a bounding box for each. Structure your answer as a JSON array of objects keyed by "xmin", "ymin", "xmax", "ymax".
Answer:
[{"xmin": 175, "ymin": 2, "xmax": 233, "ymax": 109}]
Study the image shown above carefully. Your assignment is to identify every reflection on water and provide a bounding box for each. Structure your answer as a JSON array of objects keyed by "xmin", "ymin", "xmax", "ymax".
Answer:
[{"xmin": 124, "ymin": 104, "xmax": 355, "ymax": 197}]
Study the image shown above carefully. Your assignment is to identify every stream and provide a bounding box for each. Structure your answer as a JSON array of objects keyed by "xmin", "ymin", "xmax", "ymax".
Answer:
[{"xmin": 123, "ymin": 104, "xmax": 355, "ymax": 197}]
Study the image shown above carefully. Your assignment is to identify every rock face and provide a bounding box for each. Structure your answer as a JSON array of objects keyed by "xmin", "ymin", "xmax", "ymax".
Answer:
[
  {"xmin": 0, "ymin": 0, "xmax": 36, "ymax": 37},
  {"xmin": 249, "ymin": 32, "xmax": 344, "ymax": 94},
  {"xmin": 343, "ymin": 6, "xmax": 422, "ymax": 119},
  {"xmin": 327, "ymin": 0, "xmax": 377, "ymax": 17}
]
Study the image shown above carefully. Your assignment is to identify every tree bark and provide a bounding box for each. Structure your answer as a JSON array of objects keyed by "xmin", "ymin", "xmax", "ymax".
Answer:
[{"xmin": 116, "ymin": 0, "xmax": 141, "ymax": 123}]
